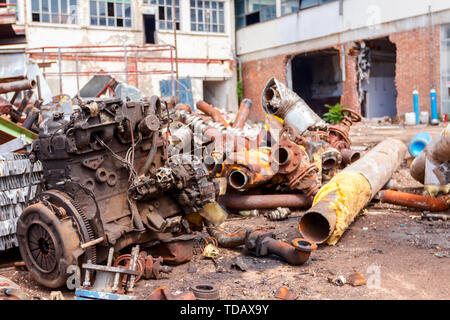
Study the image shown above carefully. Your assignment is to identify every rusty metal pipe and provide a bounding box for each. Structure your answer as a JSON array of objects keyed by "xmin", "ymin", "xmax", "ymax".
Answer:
[
  {"xmin": 261, "ymin": 78, "xmax": 325, "ymax": 134},
  {"xmin": 410, "ymin": 125, "xmax": 450, "ymax": 185},
  {"xmin": 228, "ymin": 169, "xmax": 249, "ymax": 189},
  {"xmin": 263, "ymin": 238, "xmax": 317, "ymax": 265},
  {"xmin": 196, "ymin": 100, "xmax": 230, "ymax": 127},
  {"xmin": 0, "ymin": 79, "xmax": 37, "ymax": 94},
  {"xmin": 299, "ymin": 138, "xmax": 407, "ymax": 245},
  {"xmin": 233, "ymin": 99, "xmax": 252, "ymax": 129},
  {"xmin": 205, "ymin": 222, "xmax": 246, "ymax": 248},
  {"xmin": 219, "ymin": 193, "xmax": 312, "ymax": 210},
  {"xmin": 299, "ymin": 191, "xmax": 338, "ymax": 244},
  {"xmin": 244, "ymin": 230, "xmax": 317, "ymax": 265},
  {"xmin": 341, "ymin": 148, "xmax": 361, "ymax": 165},
  {"xmin": 377, "ymin": 190, "xmax": 449, "ymax": 212}
]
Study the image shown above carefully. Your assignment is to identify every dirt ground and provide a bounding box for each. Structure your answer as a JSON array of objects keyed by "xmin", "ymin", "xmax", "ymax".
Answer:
[{"xmin": 0, "ymin": 122, "xmax": 448, "ymax": 300}]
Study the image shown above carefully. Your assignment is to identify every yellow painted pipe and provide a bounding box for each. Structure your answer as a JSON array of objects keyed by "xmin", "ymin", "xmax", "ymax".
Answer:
[{"xmin": 299, "ymin": 138, "xmax": 407, "ymax": 245}]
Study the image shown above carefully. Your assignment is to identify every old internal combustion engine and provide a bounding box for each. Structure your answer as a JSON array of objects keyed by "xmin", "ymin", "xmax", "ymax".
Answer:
[{"xmin": 16, "ymin": 96, "xmax": 221, "ymax": 288}]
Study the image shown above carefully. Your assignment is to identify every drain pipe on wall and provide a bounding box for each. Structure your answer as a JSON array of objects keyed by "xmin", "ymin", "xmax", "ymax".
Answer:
[{"xmin": 298, "ymin": 138, "xmax": 407, "ymax": 245}]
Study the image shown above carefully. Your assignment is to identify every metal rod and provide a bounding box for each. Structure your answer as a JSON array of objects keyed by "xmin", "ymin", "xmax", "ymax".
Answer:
[
  {"xmin": 377, "ymin": 190, "xmax": 449, "ymax": 212},
  {"xmin": 58, "ymin": 47, "xmax": 62, "ymax": 94},
  {"xmin": 80, "ymin": 237, "xmax": 104, "ymax": 249},
  {"xmin": 0, "ymin": 80, "xmax": 36, "ymax": 94},
  {"xmin": 219, "ymin": 193, "xmax": 312, "ymax": 210},
  {"xmin": 124, "ymin": 45, "xmax": 128, "ymax": 84},
  {"xmin": 172, "ymin": 0, "xmax": 179, "ymax": 99},
  {"xmin": 75, "ymin": 54, "xmax": 80, "ymax": 94}
]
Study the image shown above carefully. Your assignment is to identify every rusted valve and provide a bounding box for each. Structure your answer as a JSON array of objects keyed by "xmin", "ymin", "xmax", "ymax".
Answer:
[{"xmin": 114, "ymin": 251, "xmax": 172, "ymax": 284}]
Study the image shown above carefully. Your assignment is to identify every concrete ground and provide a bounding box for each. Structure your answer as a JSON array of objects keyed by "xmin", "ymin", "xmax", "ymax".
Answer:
[{"xmin": 0, "ymin": 122, "xmax": 448, "ymax": 300}]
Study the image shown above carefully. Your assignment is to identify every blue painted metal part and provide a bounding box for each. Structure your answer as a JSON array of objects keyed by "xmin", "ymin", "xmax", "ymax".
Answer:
[
  {"xmin": 430, "ymin": 89, "xmax": 439, "ymax": 123},
  {"xmin": 160, "ymin": 78, "xmax": 194, "ymax": 108},
  {"xmin": 413, "ymin": 89, "xmax": 420, "ymax": 125},
  {"xmin": 75, "ymin": 288, "xmax": 136, "ymax": 300},
  {"xmin": 408, "ymin": 131, "xmax": 431, "ymax": 157}
]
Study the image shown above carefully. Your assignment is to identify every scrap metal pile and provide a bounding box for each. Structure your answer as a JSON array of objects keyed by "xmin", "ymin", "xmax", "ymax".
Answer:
[{"xmin": 1, "ymin": 74, "xmax": 434, "ymax": 299}]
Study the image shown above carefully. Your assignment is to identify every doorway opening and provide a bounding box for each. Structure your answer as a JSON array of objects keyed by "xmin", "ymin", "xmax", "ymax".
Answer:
[
  {"xmin": 143, "ymin": 14, "xmax": 156, "ymax": 44},
  {"xmin": 360, "ymin": 37, "xmax": 397, "ymax": 118},
  {"xmin": 291, "ymin": 49, "xmax": 342, "ymax": 117}
]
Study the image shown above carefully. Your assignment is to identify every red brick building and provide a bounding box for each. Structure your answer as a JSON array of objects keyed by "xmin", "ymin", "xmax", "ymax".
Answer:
[{"xmin": 235, "ymin": 0, "xmax": 450, "ymax": 122}]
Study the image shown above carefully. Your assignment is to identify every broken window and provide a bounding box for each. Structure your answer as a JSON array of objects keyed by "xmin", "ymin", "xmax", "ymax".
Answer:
[
  {"xmin": 90, "ymin": 0, "xmax": 131, "ymax": 27},
  {"xmin": 158, "ymin": 0, "xmax": 180, "ymax": 31},
  {"xmin": 31, "ymin": 0, "xmax": 77, "ymax": 24},
  {"xmin": 235, "ymin": 0, "xmax": 275, "ymax": 29},
  {"xmin": 190, "ymin": 0, "xmax": 225, "ymax": 33}
]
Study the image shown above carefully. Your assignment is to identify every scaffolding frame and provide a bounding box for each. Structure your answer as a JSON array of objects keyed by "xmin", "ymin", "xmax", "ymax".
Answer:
[{"xmin": 25, "ymin": 44, "xmax": 177, "ymax": 96}]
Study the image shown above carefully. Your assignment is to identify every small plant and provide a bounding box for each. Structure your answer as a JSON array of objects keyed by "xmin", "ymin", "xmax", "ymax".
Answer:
[
  {"xmin": 323, "ymin": 103, "xmax": 345, "ymax": 124},
  {"xmin": 237, "ymin": 67, "xmax": 243, "ymax": 102}
]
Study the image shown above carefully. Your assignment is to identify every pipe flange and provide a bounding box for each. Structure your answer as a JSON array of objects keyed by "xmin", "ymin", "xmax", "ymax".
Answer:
[
  {"xmin": 95, "ymin": 167, "xmax": 108, "ymax": 183},
  {"xmin": 191, "ymin": 284, "xmax": 220, "ymax": 300},
  {"xmin": 291, "ymin": 238, "xmax": 317, "ymax": 252}
]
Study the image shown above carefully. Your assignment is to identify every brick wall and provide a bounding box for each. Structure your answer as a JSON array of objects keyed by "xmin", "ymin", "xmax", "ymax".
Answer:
[
  {"xmin": 241, "ymin": 25, "xmax": 442, "ymax": 121},
  {"xmin": 242, "ymin": 54, "xmax": 287, "ymax": 121},
  {"xmin": 338, "ymin": 43, "xmax": 361, "ymax": 113},
  {"xmin": 390, "ymin": 26, "xmax": 441, "ymax": 116}
]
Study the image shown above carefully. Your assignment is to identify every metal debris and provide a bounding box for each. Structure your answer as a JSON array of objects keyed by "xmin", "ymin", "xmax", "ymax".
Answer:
[
  {"xmin": 346, "ymin": 272, "xmax": 366, "ymax": 287},
  {"xmin": 329, "ymin": 275, "xmax": 346, "ymax": 286},
  {"xmin": 275, "ymin": 287, "xmax": 296, "ymax": 300},
  {"xmin": 190, "ymin": 283, "xmax": 220, "ymax": 300},
  {"xmin": 146, "ymin": 286, "xmax": 196, "ymax": 300}
]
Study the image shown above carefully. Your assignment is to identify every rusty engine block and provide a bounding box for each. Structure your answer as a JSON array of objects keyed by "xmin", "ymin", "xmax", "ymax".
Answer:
[{"xmin": 16, "ymin": 96, "xmax": 220, "ymax": 288}]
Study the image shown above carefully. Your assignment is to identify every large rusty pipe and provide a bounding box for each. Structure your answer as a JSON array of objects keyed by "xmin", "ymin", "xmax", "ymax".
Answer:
[
  {"xmin": 219, "ymin": 193, "xmax": 312, "ymax": 210},
  {"xmin": 410, "ymin": 125, "xmax": 450, "ymax": 185},
  {"xmin": 233, "ymin": 99, "xmax": 252, "ymax": 129},
  {"xmin": 0, "ymin": 79, "xmax": 37, "ymax": 94},
  {"xmin": 299, "ymin": 138, "xmax": 407, "ymax": 245},
  {"xmin": 196, "ymin": 100, "xmax": 230, "ymax": 127},
  {"xmin": 261, "ymin": 78, "xmax": 326, "ymax": 135},
  {"xmin": 377, "ymin": 190, "xmax": 449, "ymax": 212}
]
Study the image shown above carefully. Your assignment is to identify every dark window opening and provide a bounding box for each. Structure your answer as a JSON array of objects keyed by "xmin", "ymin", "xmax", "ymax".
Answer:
[
  {"xmin": 245, "ymin": 11, "xmax": 259, "ymax": 26},
  {"xmin": 32, "ymin": 13, "xmax": 40, "ymax": 21},
  {"xmin": 291, "ymin": 49, "xmax": 342, "ymax": 117},
  {"xmin": 158, "ymin": 6, "xmax": 165, "ymax": 20},
  {"xmin": 107, "ymin": 2, "xmax": 114, "ymax": 17},
  {"xmin": 143, "ymin": 14, "xmax": 156, "ymax": 44}
]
